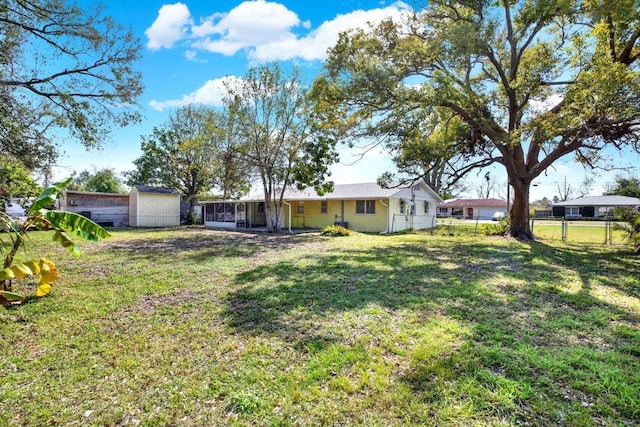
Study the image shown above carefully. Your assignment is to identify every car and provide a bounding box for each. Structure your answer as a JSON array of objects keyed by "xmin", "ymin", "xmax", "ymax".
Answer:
[{"xmin": 492, "ymin": 211, "xmax": 506, "ymax": 221}]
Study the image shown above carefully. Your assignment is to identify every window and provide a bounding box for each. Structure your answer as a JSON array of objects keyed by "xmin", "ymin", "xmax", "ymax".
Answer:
[
  {"xmin": 356, "ymin": 200, "xmax": 375, "ymax": 214},
  {"xmin": 400, "ymin": 200, "xmax": 405, "ymax": 214},
  {"xmin": 438, "ymin": 207, "xmax": 448, "ymax": 214},
  {"xmin": 424, "ymin": 201, "xmax": 430, "ymax": 214},
  {"xmin": 297, "ymin": 201, "xmax": 304, "ymax": 214},
  {"xmin": 320, "ymin": 200, "xmax": 328, "ymax": 214},
  {"xmin": 257, "ymin": 202, "xmax": 265, "ymax": 213}
]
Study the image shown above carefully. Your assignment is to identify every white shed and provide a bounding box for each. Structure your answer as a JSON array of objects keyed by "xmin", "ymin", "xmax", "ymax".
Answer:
[{"xmin": 129, "ymin": 185, "xmax": 181, "ymax": 227}]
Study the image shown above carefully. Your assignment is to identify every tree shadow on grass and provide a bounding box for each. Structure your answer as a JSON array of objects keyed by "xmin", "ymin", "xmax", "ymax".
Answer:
[{"xmin": 221, "ymin": 237, "xmax": 640, "ymax": 425}]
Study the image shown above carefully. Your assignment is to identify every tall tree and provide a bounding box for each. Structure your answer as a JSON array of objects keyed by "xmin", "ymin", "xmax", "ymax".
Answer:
[
  {"xmin": 75, "ymin": 168, "xmax": 125, "ymax": 193},
  {"xmin": 126, "ymin": 105, "xmax": 249, "ymax": 222},
  {"xmin": 0, "ymin": 159, "xmax": 40, "ymax": 210},
  {"xmin": 224, "ymin": 64, "xmax": 337, "ymax": 232},
  {"xmin": 0, "ymin": 0, "xmax": 143, "ymax": 172},
  {"xmin": 606, "ymin": 175, "xmax": 640, "ymax": 197},
  {"xmin": 311, "ymin": 0, "xmax": 640, "ymax": 239}
]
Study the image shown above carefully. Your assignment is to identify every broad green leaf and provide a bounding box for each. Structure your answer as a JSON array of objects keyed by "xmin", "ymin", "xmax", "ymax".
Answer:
[
  {"xmin": 28, "ymin": 177, "xmax": 73, "ymax": 214},
  {"xmin": 45, "ymin": 211, "xmax": 110, "ymax": 241}
]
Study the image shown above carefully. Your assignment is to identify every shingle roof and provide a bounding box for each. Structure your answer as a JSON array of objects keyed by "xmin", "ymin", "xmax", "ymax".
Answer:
[
  {"xmin": 132, "ymin": 185, "xmax": 180, "ymax": 195},
  {"xmin": 553, "ymin": 195, "xmax": 640, "ymax": 206},
  {"xmin": 284, "ymin": 182, "xmax": 402, "ymax": 200},
  {"xmin": 438, "ymin": 198, "xmax": 508, "ymax": 208}
]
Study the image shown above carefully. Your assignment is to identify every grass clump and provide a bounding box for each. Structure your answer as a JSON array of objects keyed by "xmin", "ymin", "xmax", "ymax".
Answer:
[{"xmin": 321, "ymin": 224, "xmax": 352, "ymax": 236}]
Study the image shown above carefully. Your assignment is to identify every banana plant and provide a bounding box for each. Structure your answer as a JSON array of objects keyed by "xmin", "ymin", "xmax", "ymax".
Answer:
[{"xmin": 0, "ymin": 177, "xmax": 110, "ymax": 306}]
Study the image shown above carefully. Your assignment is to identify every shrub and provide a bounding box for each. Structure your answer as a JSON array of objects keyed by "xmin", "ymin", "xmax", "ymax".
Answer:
[
  {"xmin": 321, "ymin": 225, "xmax": 352, "ymax": 236},
  {"xmin": 483, "ymin": 217, "xmax": 509, "ymax": 235},
  {"xmin": 613, "ymin": 207, "xmax": 640, "ymax": 253}
]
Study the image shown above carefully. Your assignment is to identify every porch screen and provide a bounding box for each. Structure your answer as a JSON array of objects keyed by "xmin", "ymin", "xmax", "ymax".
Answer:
[{"xmin": 206, "ymin": 203, "xmax": 236, "ymax": 222}]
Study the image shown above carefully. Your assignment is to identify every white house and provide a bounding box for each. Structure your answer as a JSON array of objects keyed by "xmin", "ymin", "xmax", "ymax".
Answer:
[
  {"xmin": 552, "ymin": 195, "xmax": 640, "ymax": 218},
  {"xmin": 437, "ymin": 198, "xmax": 509, "ymax": 220}
]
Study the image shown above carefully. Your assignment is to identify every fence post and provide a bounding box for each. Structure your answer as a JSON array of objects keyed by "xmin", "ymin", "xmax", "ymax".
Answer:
[{"xmin": 562, "ymin": 217, "xmax": 567, "ymax": 241}]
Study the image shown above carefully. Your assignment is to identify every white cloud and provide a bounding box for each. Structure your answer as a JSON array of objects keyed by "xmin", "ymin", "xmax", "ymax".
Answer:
[
  {"xmin": 147, "ymin": 1, "xmax": 413, "ymax": 110},
  {"xmin": 145, "ymin": 3, "xmax": 192, "ymax": 50},
  {"xmin": 251, "ymin": 4, "xmax": 412, "ymax": 62},
  {"xmin": 148, "ymin": 76, "xmax": 242, "ymax": 111},
  {"xmin": 146, "ymin": 1, "xmax": 412, "ymax": 60}
]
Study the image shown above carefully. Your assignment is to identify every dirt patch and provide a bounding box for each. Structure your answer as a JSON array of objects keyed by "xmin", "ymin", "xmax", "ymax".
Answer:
[{"xmin": 97, "ymin": 227, "xmax": 326, "ymax": 256}]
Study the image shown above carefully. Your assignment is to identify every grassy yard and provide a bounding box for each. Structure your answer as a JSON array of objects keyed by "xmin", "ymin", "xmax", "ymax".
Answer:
[{"xmin": 1, "ymin": 227, "xmax": 639, "ymax": 426}]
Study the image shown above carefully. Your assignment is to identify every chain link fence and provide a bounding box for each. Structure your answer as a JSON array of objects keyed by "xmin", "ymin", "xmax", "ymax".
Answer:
[{"xmin": 436, "ymin": 216, "xmax": 630, "ymax": 245}]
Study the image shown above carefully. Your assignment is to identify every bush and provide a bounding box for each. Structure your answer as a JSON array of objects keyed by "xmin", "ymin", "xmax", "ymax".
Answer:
[
  {"xmin": 483, "ymin": 217, "xmax": 509, "ymax": 235},
  {"xmin": 321, "ymin": 225, "xmax": 352, "ymax": 236},
  {"xmin": 613, "ymin": 208, "xmax": 640, "ymax": 253}
]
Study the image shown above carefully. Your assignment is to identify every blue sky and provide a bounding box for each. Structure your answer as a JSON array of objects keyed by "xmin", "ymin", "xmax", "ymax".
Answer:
[{"xmin": 56, "ymin": 0, "xmax": 635, "ymax": 200}]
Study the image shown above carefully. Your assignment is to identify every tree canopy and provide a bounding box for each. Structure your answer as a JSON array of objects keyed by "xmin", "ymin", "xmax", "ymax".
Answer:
[
  {"xmin": 126, "ymin": 105, "xmax": 249, "ymax": 223},
  {"xmin": 607, "ymin": 175, "xmax": 640, "ymax": 197},
  {"xmin": 225, "ymin": 63, "xmax": 337, "ymax": 232},
  {"xmin": 311, "ymin": 0, "xmax": 640, "ymax": 239},
  {"xmin": 68, "ymin": 168, "xmax": 124, "ymax": 194},
  {"xmin": 0, "ymin": 0, "xmax": 144, "ymax": 172}
]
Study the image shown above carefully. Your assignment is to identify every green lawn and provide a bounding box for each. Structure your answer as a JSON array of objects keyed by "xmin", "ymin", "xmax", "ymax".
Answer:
[{"xmin": 1, "ymin": 227, "xmax": 639, "ymax": 426}]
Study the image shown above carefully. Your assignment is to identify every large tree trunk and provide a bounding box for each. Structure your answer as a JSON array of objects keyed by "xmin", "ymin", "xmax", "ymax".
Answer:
[{"xmin": 507, "ymin": 181, "xmax": 534, "ymax": 240}]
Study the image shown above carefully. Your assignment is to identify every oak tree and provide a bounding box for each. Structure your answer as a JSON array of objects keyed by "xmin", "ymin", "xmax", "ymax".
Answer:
[
  {"xmin": 0, "ymin": 0, "xmax": 143, "ymax": 172},
  {"xmin": 311, "ymin": 0, "xmax": 640, "ymax": 239}
]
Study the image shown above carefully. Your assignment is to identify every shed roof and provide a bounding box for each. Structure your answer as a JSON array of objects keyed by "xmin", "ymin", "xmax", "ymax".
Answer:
[
  {"xmin": 131, "ymin": 185, "xmax": 180, "ymax": 195},
  {"xmin": 65, "ymin": 190, "xmax": 129, "ymax": 197},
  {"xmin": 553, "ymin": 195, "xmax": 640, "ymax": 207},
  {"xmin": 438, "ymin": 198, "xmax": 508, "ymax": 208}
]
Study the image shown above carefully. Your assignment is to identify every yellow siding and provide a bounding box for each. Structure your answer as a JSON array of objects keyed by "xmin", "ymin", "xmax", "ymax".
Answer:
[{"xmin": 285, "ymin": 199, "xmax": 389, "ymax": 232}]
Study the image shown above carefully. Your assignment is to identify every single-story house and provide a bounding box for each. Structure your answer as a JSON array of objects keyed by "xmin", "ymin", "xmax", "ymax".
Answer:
[
  {"xmin": 437, "ymin": 198, "xmax": 508, "ymax": 220},
  {"xmin": 201, "ymin": 181, "xmax": 443, "ymax": 233},
  {"xmin": 552, "ymin": 195, "xmax": 640, "ymax": 218},
  {"xmin": 129, "ymin": 185, "xmax": 181, "ymax": 227},
  {"xmin": 59, "ymin": 190, "xmax": 129, "ymax": 226}
]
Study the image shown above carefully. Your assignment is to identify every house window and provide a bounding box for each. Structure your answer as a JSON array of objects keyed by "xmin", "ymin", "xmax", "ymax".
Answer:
[
  {"xmin": 400, "ymin": 200, "xmax": 405, "ymax": 214},
  {"xmin": 424, "ymin": 201, "xmax": 430, "ymax": 214},
  {"xmin": 567, "ymin": 207, "xmax": 582, "ymax": 216},
  {"xmin": 356, "ymin": 200, "xmax": 375, "ymax": 214},
  {"xmin": 438, "ymin": 207, "xmax": 448, "ymax": 214},
  {"xmin": 257, "ymin": 202, "xmax": 265, "ymax": 214},
  {"xmin": 297, "ymin": 201, "xmax": 304, "ymax": 214},
  {"xmin": 320, "ymin": 200, "xmax": 328, "ymax": 214}
]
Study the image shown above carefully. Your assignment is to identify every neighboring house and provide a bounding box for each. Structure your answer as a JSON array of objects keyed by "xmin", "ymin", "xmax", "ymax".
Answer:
[
  {"xmin": 59, "ymin": 190, "xmax": 129, "ymax": 226},
  {"xmin": 552, "ymin": 195, "xmax": 640, "ymax": 218},
  {"xmin": 437, "ymin": 198, "xmax": 508, "ymax": 220},
  {"xmin": 201, "ymin": 181, "xmax": 443, "ymax": 233},
  {"xmin": 129, "ymin": 185, "xmax": 181, "ymax": 227}
]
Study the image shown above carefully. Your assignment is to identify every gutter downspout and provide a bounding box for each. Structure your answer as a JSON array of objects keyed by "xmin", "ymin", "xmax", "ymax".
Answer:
[
  {"xmin": 379, "ymin": 199, "xmax": 389, "ymax": 234},
  {"xmin": 283, "ymin": 201, "xmax": 292, "ymax": 233}
]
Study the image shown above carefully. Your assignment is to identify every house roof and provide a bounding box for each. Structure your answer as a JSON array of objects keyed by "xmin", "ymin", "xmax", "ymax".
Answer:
[
  {"xmin": 283, "ymin": 182, "xmax": 443, "ymax": 202},
  {"xmin": 438, "ymin": 198, "xmax": 508, "ymax": 208},
  {"xmin": 131, "ymin": 185, "xmax": 180, "ymax": 195},
  {"xmin": 207, "ymin": 182, "xmax": 443, "ymax": 203},
  {"xmin": 553, "ymin": 195, "xmax": 640, "ymax": 207}
]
